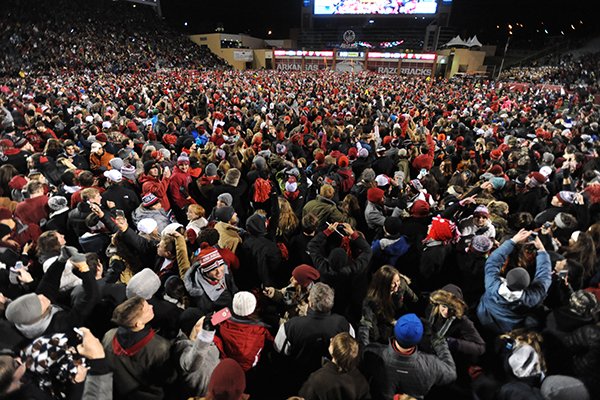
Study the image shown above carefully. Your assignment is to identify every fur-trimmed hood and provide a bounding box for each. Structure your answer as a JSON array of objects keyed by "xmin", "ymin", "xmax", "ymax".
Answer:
[{"xmin": 430, "ymin": 284, "xmax": 467, "ymax": 318}]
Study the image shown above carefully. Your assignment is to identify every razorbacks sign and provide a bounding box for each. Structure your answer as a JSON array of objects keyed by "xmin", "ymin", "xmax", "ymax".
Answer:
[{"xmin": 400, "ymin": 66, "xmax": 432, "ymax": 76}]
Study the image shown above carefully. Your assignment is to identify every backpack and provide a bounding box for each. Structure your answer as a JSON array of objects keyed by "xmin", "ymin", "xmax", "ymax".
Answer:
[
  {"xmin": 337, "ymin": 169, "xmax": 355, "ymax": 195},
  {"xmin": 253, "ymin": 177, "xmax": 272, "ymax": 203}
]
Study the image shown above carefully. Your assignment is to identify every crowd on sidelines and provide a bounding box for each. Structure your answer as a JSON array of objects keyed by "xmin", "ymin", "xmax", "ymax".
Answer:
[
  {"xmin": 2, "ymin": 2, "xmax": 600, "ymax": 400},
  {"xmin": 500, "ymin": 52, "xmax": 599, "ymax": 87},
  {"xmin": 0, "ymin": 0, "xmax": 230, "ymax": 76}
]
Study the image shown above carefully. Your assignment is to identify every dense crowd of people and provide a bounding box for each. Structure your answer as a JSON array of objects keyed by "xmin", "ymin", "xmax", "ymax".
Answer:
[
  {"xmin": 2, "ymin": 1, "xmax": 600, "ymax": 400},
  {"xmin": 0, "ymin": 0, "xmax": 230, "ymax": 76},
  {"xmin": 500, "ymin": 52, "xmax": 600, "ymax": 87}
]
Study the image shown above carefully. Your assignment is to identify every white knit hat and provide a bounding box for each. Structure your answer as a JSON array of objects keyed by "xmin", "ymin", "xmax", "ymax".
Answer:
[
  {"xmin": 126, "ymin": 268, "xmax": 161, "ymax": 299},
  {"xmin": 232, "ymin": 291, "xmax": 256, "ymax": 317},
  {"xmin": 161, "ymin": 222, "xmax": 184, "ymax": 237},
  {"xmin": 137, "ymin": 218, "xmax": 158, "ymax": 234}
]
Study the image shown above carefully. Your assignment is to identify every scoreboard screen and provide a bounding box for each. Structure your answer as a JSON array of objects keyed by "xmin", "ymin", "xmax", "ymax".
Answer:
[{"xmin": 314, "ymin": 0, "xmax": 438, "ymax": 15}]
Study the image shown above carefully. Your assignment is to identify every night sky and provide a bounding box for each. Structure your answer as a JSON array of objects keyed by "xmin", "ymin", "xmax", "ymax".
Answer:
[{"xmin": 160, "ymin": 0, "xmax": 598, "ymax": 42}]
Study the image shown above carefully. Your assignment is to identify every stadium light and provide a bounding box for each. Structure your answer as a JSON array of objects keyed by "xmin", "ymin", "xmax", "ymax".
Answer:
[
  {"xmin": 184, "ymin": 22, "xmax": 188, "ymax": 26},
  {"xmin": 571, "ymin": 24, "xmax": 575, "ymax": 30},
  {"xmin": 268, "ymin": 30, "xmax": 272, "ymax": 35}
]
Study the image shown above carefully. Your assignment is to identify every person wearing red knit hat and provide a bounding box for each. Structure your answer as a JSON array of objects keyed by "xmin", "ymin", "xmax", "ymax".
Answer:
[
  {"xmin": 336, "ymin": 155, "xmax": 355, "ymax": 195},
  {"xmin": 337, "ymin": 155, "xmax": 349, "ymax": 168},
  {"xmin": 490, "ymin": 148, "xmax": 503, "ymax": 161},
  {"xmin": 410, "ymin": 199, "xmax": 430, "ymax": 218},
  {"xmin": 347, "ymin": 147, "xmax": 358, "ymax": 160},
  {"xmin": 527, "ymin": 171, "xmax": 547, "ymax": 187},
  {"xmin": 204, "ymin": 359, "xmax": 248, "ymax": 400},
  {"xmin": 489, "ymin": 165, "xmax": 504, "ymax": 176},
  {"xmin": 262, "ymin": 264, "xmax": 320, "ymax": 322},
  {"xmin": 421, "ymin": 216, "xmax": 458, "ymax": 289},
  {"xmin": 366, "ymin": 187, "xmax": 386, "ymax": 231},
  {"xmin": 424, "ymin": 216, "xmax": 457, "ymax": 244},
  {"xmin": 292, "ymin": 264, "xmax": 320, "ymax": 288}
]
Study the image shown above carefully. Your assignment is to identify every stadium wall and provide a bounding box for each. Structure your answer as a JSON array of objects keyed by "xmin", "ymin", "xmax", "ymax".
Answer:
[
  {"xmin": 436, "ymin": 48, "xmax": 487, "ymax": 77},
  {"xmin": 187, "ymin": 32, "xmax": 486, "ymax": 76}
]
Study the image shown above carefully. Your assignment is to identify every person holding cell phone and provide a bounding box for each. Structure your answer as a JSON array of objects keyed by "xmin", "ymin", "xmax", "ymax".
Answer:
[
  {"xmin": 67, "ymin": 187, "xmax": 103, "ymax": 238},
  {"xmin": 100, "ymin": 169, "xmax": 140, "ymax": 222},
  {"xmin": 477, "ymin": 229, "xmax": 552, "ymax": 334},
  {"xmin": 216, "ymin": 291, "xmax": 273, "ymax": 372},
  {"xmin": 4, "ymin": 247, "xmax": 99, "ymax": 340},
  {"xmin": 307, "ymin": 221, "xmax": 372, "ymax": 318}
]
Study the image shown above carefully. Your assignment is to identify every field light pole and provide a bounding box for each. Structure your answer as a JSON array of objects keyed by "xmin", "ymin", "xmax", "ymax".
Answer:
[{"xmin": 497, "ymin": 34, "xmax": 511, "ymax": 79}]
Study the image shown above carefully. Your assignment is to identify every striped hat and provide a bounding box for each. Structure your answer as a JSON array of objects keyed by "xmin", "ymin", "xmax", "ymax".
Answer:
[{"xmin": 198, "ymin": 248, "xmax": 224, "ymax": 274}]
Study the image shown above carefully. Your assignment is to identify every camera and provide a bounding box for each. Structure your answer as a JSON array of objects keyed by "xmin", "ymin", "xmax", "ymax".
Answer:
[
  {"xmin": 557, "ymin": 270, "xmax": 568, "ymax": 279},
  {"xmin": 528, "ymin": 232, "xmax": 538, "ymax": 241}
]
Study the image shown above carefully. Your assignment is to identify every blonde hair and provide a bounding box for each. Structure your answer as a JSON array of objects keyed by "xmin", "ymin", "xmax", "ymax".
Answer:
[
  {"xmin": 188, "ymin": 204, "xmax": 205, "ymax": 219},
  {"xmin": 277, "ymin": 197, "xmax": 299, "ymax": 237},
  {"xmin": 218, "ymin": 159, "xmax": 230, "ymax": 175},
  {"xmin": 242, "ymin": 147, "xmax": 256, "ymax": 165},
  {"xmin": 81, "ymin": 187, "xmax": 99, "ymax": 202},
  {"xmin": 320, "ymin": 184, "xmax": 335, "ymax": 199}
]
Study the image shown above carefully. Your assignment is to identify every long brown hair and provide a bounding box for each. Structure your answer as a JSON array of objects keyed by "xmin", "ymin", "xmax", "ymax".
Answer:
[
  {"xmin": 564, "ymin": 232, "xmax": 596, "ymax": 278},
  {"xmin": 587, "ymin": 222, "xmax": 600, "ymax": 253},
  {"xmin": 366, "ymin": 265, "xmax": 409, "ymax": 322},
  {"xmin": 277, "ymin": 197, "xmax": 299, "ymax": 237}
]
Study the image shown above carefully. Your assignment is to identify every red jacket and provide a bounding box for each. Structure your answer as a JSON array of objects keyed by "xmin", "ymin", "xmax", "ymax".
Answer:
[
  {"xmin": 168, "ymin": 166, "xmax": 195, "ymax": 209},
  {"xmin": 216, "ymin": 318, "xmax": 273, "ymax": 371},
  {"xmin": 411, "ymin": 133, "xmax": 435, "ymax": 171},
  {"xmin": 14, "ymin": 195, "xmax": 49, "ymax": 226},
  {"xmin": 139, "ymin": 174, "xmax": 171, "ymax": 211},
  {"xmin": 218, "ymin": 247, "xmax": 240, "ymax": 270}
]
